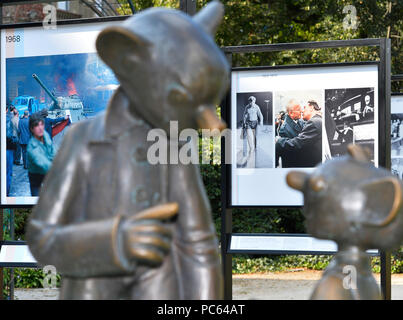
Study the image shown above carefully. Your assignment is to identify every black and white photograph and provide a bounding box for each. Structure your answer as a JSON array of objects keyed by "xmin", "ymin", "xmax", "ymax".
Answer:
[
  {"xmin": 391, "ymin": 157, "xmax": 403, "ymax": 180},
  {"xmin": 230, "ymin": 64, "xmax": 378, "ymax": 207},
  {"xmin": 391, "ymin": 95, "xmax": 403, "ymax": 158},
  {"xmin": 236, "ymin": 91, "xmax": 273, "ymax": 168},
  {"xmin": 274, "ymin": 90, "xmax": 323, "ymax": 168},
  {"xmin": 324, "ymin": 87, "xmax": 375, "ymax": 162},
  {"xmin": 391, "ymin": 114, "xmax": 403, "ymax": 157}
]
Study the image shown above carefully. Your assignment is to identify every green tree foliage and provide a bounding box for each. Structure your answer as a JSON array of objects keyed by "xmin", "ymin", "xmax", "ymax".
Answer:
[
  {"xmin": 117, "ymin": 0, "xmax": 178, "ymax": 14},
  {"xmin": 2, "ymin": 2, "xmax": 402, "ymax": 292},
  {"xmin": 213, "ymin": 1, "xmax": 401, "ymax": 72},
  {"xmin": 117, "ymin": 0, "xmax": 402, "ymax": 85},
  {"xmin": 2, "ymin": 209, "xmax": 29, "ymax": 240}
]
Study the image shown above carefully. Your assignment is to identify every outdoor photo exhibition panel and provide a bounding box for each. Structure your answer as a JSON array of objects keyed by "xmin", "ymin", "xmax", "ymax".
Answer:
[
  {"xmin": 230, "ymin": 63, "xmax": 379, "ymax": 207},
  {"xmin": 1, "ymin": 21, "xmax": 121, "ymax": 206},
  {"xmin": 391, "ymin": 94, "xmax": 403, "ymax": 179}
]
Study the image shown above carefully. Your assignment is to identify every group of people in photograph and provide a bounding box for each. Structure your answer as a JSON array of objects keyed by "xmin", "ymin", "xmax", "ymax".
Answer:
[
  {"xmin": 275, "ymin": 99, "xmax": 322, "ymax": 168},
  {"xmin": 391, "ymin": 115, "xmax": 403, "ymax": 157},
  {"xmin": 391, "ymin": 118, "xmax": 403, "ymax": 139},
  {"xmin": 325, "ymin": 88, "xmax": 375, "ymax": 161},
  {"xmin": 5, "ymin": 105, "xmax": 69, "ymax": 196},
  {"xmin": 391, "ymin": 114, "xmax": 403, "ymax": 178}
]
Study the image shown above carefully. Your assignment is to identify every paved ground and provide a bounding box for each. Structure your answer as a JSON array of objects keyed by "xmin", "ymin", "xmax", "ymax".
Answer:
[
  {"xmin": 392, "ymin": 140, "xmax": 403, "ymax": 157},
  {"xmin": 237, "ymin": 125, "xmax": 274, "ymax": 168},
  {"xmin": 9, "ymin": 163, "xmax": 31, "ymax": 197},
  {"xmin": 15, "ymin": 288, "xmax": 59, "ymax": 300},
  {"xmin": 13, "ymin": 271, "xmax": 403, "ymax": 300},
  {"xmin": 233, "ymin": 271, "xmax": 403, "ymax": 300}
]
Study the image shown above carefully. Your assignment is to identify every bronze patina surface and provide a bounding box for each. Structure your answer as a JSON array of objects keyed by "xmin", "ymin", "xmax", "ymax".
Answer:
[
  {"xmin": 27, "ymin": 1, "xmax": 229, "ymax": 300},
  {"xmin": 287, "ymin": 144, "xmax": 403, "ymax": 299}
]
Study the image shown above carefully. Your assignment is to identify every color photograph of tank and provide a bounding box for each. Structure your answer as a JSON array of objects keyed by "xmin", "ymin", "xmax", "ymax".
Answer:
[{"xmin": 5, "ymin": 52, "xmax": 119, "ymax": 197}]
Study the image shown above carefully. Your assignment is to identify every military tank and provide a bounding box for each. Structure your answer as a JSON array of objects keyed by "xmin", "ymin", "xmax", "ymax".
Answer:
[{"xmin": 32, "ymin": 73, "xmax": 85, "ymax": 123}]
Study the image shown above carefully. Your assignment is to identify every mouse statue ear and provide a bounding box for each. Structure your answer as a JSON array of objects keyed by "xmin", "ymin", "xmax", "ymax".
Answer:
[
  {"xmin": 193, "ymin": 1, "xmax": 224, "ymax": 35},
  {"xmin": 96, "ymin": 26, "xmax": 151, "ymax": 76},
  {"xmin": 361, "ymin": 177, "xmax": 403, "ymax": 227},
  {"xmin": 286, "ymin": 171, "xmax": 309, "ymax": 191},
  {"xmin": 347, "ymin": 144, "xmax": 372, "ymax": 162}
]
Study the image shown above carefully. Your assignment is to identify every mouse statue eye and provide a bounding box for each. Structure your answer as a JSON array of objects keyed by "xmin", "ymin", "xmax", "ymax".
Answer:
[
  {"xmin": 309, "ymin": 176, "xmax": 327, "ymax": 192},
  {"xmin": 167, "ymin": 84, "xmax": 192, "ymax": 107}
]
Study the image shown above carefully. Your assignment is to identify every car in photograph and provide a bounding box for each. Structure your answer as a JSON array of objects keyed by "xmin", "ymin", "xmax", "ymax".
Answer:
[{"xmin": 11, "ymin": 95, "xmax": 45, "ymax": 114}]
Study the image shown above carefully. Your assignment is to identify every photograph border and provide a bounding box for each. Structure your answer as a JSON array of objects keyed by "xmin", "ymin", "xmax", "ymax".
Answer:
[
  {"xmin": 225, "ymin": 61, "xmax": 384, "ymax": 209},
  {"xmin": 0, "ymin": 16, "xmax": 127, "ymax": 208},
  {"xmin": 390, "ymin": 94, "xmax": 403, "ymax": 165}
]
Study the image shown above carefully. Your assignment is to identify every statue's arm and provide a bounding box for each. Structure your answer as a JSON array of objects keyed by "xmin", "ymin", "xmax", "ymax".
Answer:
[
  {"xmin": 26, "ymin": 124, "xmax": 136, "ymax": 278},
  {"xmin": 170, "ymin": 164, "xmax": 223, "ymax": 299}
]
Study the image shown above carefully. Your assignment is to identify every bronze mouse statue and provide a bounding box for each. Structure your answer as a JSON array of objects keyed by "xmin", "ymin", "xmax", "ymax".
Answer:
[
  {"xmin": 287, "ymin": 144, "xmax": 403, "ymax": 300},
  {"xmin": 27, "ymin": 1, "xmax": 229, "ymax": 299}
]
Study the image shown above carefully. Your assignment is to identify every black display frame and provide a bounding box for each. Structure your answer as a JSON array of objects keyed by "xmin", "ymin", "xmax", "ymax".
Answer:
[
  {"xmin": 220, "ymin": 38, "xmax": 392, "ymax": 300},
  {"xmin": 226, "ymin": 60, "xmax": 382, "ymax": 208},
  {"xmin": 0, "ymin": 3, "xmax": 395, "ymax": 301}
]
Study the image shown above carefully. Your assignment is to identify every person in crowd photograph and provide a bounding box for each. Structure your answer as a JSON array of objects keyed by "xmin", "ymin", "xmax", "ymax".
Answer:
[
  {"xmin": 276, "ymin": 100, "xmax": 323, "ymax": 168},
  {"xmin": 19, "ymin": 110, "xmax": 31, "ymax": 170},
  {"xmin": 11, "ymin": 108, "xmax": 21, "ymax": 166},
  {"xmin": 26, "ymin": 115, "xmax": 56, "ymax": 196},
  {"xmin": 391, "ymin": 114, "xmax": 403, "ymax": 157},
  {"xmin": 275, "ymin": 110, "xmax": 286, "ymax": 136},
  {"xmin": 391, "ymin": 157, "xmax": 403, "ymax": 180},
  {"xmin": 274, "ymin": 90, "xmax": 323, "ymax": 168},
  {"xmin": 5, "ymin": 105, "xmax": 17, "ymax": 196},
  {"xmin": 278, "ymin": 99, "xmax": 305, "ymax": 139}
]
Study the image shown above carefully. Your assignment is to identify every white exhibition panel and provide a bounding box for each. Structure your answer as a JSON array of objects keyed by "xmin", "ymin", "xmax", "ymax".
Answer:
[
  {"xmin": 231, "ymin": 64, "xmax": 379, "ymax": 206},
  {"xmin": 390, "ymin": 94, "xmax": 403, "ymax": 178},
  {"xmin": 0, "ymin": 245, "xmax": 37, "ymax": 264},
  {"xmin": 391, "ymin": 95, "xmax": 403, "ymax": 114},
  {"xmin": 230, "ymin": 235, "xmax": 378, "ymax": 255},
  {"xmin": 1, "ymin": 21, "xmax": 120, "ymax": 205}
]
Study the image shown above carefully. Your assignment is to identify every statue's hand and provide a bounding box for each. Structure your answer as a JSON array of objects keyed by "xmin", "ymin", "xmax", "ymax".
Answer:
[{"xmin": 122, "ymin": 202, "xmax": 178, "ymax": 267}]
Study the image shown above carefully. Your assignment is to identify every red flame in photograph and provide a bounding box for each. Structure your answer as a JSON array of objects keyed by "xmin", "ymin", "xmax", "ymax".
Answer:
[{"xmin": 67, "ymin": 78, "xmax": 77, "ymax": 96}]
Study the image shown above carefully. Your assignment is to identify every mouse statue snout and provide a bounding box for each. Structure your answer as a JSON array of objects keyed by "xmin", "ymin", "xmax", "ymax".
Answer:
[{"xmin": 196, "ymin": 105, "xmax": 227, "ymax": 131}]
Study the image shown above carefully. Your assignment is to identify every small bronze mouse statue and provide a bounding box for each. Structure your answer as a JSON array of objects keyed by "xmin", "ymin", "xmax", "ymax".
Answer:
[
  {"xmin": 287, "ymin": 144, "xmax": 403, "ymax": 300},
  {"xmin": 27, "ymin": 2, "xmax": 229, "ymax": 299}
]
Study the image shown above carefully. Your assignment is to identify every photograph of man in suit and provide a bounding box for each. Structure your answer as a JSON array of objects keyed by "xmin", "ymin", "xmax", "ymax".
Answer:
[
  {"xmin": 278, "ymin": 99, "xmax": 305, "ymax": 139},
  {"xmin": 276, "ymin": 100, "xmax": 322, "ymax": 168}
]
